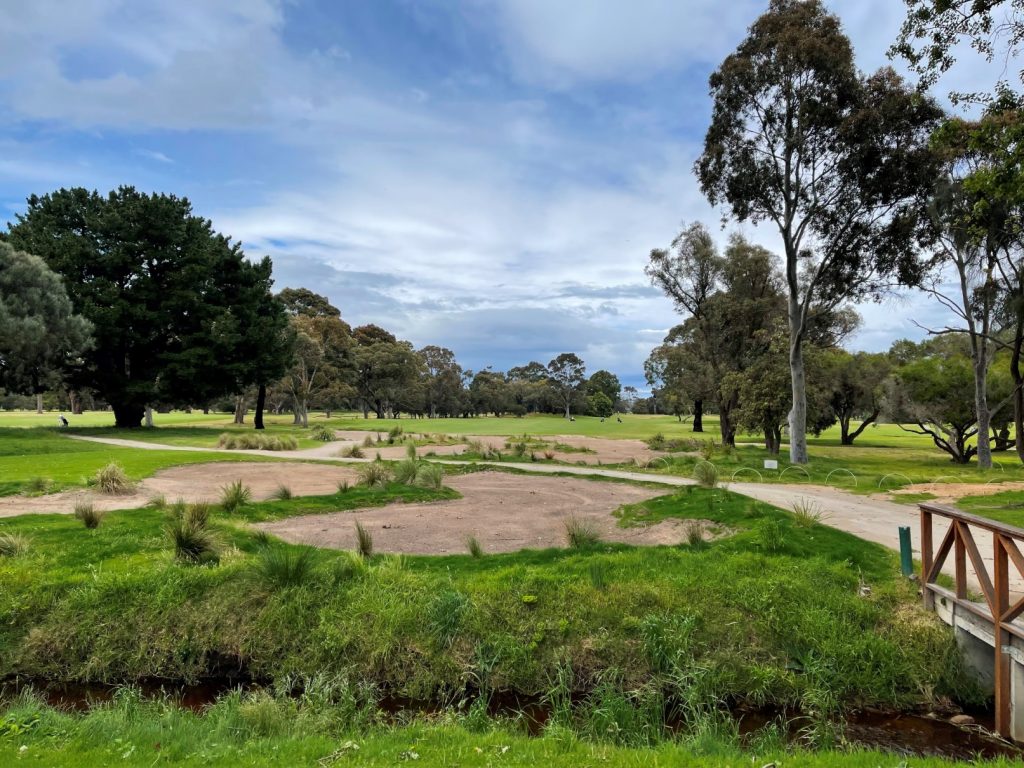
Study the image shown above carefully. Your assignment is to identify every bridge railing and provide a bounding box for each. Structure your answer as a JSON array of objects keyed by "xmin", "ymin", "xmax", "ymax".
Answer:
[{"xmin": 919, "ymin": 502, "xmax": 1024, "ymax": 738}]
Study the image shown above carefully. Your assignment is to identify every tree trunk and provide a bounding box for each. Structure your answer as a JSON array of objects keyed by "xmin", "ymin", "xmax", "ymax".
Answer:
[
  {"xmin": 693, "ymin": 400, "xmax": 703, "ymax": 432},
  {"xmin": 233, "ymin": 395, "xmax": 246, "ymax": 425},
  {"xmin": 112, "ymin": 402, "xmax": 145, "ymax": 428},
  {"xmin": 973, "ymin": 357, "xmax": 992, "ymax": 469},
  {"xmin": 788, "ymin": 328, "xmax": 809, "ymax": 464},
  {"xmin": 144, "ymin": 406, "xmax": 154, "ymax": 428},
  {"xmin": 68, "ymin": 390, "xmax": 83, "ymax": 415},
  {"xmin": 35, "ymin": 393, "xmax": 43, "ymax": 414},
  {"xmin": 300, "ymin": 399, "xmax": 309, "ymax": 428},
  {"xmin": 719, "ymin": 405, "xmax": 736, "ymax": 447},
  {"xmin": 564, "ymin": 400, "xmax": 571, "ymax": 419},
  {"xmin": 1013, "ymin": 341, "xmax": 1024, "ymax": 464},
  {"xmin": 254, "ymin": 383, "xmax": 267, "ymax": 430}
]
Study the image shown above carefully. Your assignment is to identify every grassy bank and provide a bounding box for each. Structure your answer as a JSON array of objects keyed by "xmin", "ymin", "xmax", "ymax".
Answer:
[{"xmin": 0, "ymin": 484, "xmax": 978, "ymax": 714}]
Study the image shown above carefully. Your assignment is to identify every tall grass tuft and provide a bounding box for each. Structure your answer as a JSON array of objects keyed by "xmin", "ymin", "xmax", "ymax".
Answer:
[
  {"xmin": 588, "ymin": 561, "xmax": 608, "ymax": 590},
  {"xmin": 310, "ymin": 425, "xmax": 335, "ymax": 442},
  {"xmin": 340, "ymin": 445, "xmax": 364, "ymax": 459},
  {"xmin": 146, "ymin": 494, "xmax": 167, "ymax": 510},
  {"xmin": 218, "ymin": 433, "xmax": 298, "ymax": 451},
  {"xmin": 792, "ymin": 498, "xmax": 825, "ymax": 527},
  {"xmin": 354, "ymin": 520, "xmax": 373, "ymax": 558},
  {"xmin": 393, "ymin": 458, "xmax": 419, "ymax": 485},
  {"xmin": 692, "ymin": 461, "xmax": 719, "ymax": 489},
  {"xmin": 337, "ymin": 479, "xmax": 351, "ymax": 494},
  {"xmin": 95, "ymin": 462, "xmax": 134, "ymax": 494},
  {"xmin": 405, "ymin": 442, "xmax": 417, "ymax": 460},
  {"xmin": 427, "ymin": 590, "xmax": 470, "ymax": 648},
  {"xmin": 357, "ymin": 462, "xmax": 391, "ymax": 488},
  {"xmin": 0, "ymin": 532, "xmax": 29, "ymax": 557},
  {"xmin": 565, "ymin": 516, "xmax": 601, "ymax": 549},
  {"xmin": 220, "ymin": 480, "xmax": 252, "ymax": 512},
  {"xmin": 387, "ymin": 425, "xmax": 403, "ymax": 443},
  {"xmin": 465, "ymin": 535, "xmax": 484, "ymax": 558},
  {"xmin": 684, "ymin": 520, "xmax": 705, "ymax": 548},
  {"xmin": 415, "ymin": 463, "xmax": 443, "ymax": 490},
  {"xmin": 270, "ymin": 484, "xmax": 293, "ymax": 501},
  {"xmin": 166, "ymin": 504, "xmax": 219, "ymax": 564},
  {"xmin": 74, "ymin": 501, "xmax": 105, "ymax": 529},
  {"xmin": 250, "ymin": 545, "xmax": 317, "ymax": 589},
  {"xmin": 362, "ymin": 434, "xmax": 375, "ymax": 448},
  {"xmin": 758, "ymin": 518, "xmax": 785, "ymax": 552}
]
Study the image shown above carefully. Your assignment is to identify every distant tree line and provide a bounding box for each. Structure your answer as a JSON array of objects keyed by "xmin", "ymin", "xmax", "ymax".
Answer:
[{"xmin": 0, "ymin": 189, "xmax": 622, "ymax": 427}]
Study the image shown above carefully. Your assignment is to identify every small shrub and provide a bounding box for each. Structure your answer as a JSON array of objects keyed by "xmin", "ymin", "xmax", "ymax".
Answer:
[
  {"xmin": 338, "ymin": 480, "xmax": 351, "ymax": 494},
  {"xmin": 792, "ymin": 498, "xmax": 825, "ymax": 527},
  {"xmin": 22, "ymin": 477, "xmax": 50, "ymax": 495},
  {"xmin": 147, "ymin": 494, "xmax": 167, "ymax": 510},
  {"xmin": 220, "ymin": 480, "xmax": 252, "ymax": 512},
  {"xmin": 270, "ymin": 484, "xmax": 293, "ymax": 501},
  {"xmin": 647, "ymin": 432, "xmax": 666, "ymax": 450},
  {"xmin": 357, "ymin": 461, "xmax": 392, "ymax": 488},
  {"xmin": 387, "ymin": 425, "xmax": 403, "ymax": 443},
  {"xmin": 183, "ymin": 501, "xmax": 211, "ymax": 529},
  {"xmin": 393, "ymin": 459, "xmax": 419, "ymax": 485},
  {"xmin": 310, "ymin": 425, "xmax": 335, "ymax": 442},
  {"xmin": 405, "ymin": 443, "xmax": 418, "ymax": 460},
  {"xmin": 465, "ymin": 535, "xmax": 484, "ymax": 558},
  {"xmin": 341, "ymin": 445, "xmax": 365, "ymax": 459},
  {"xmin": 95, "ymin": 462, "xmax": 134, "ymax": 495},
  {"xmin": 698, "ymin": 440, "xmax": 717, "ymax": 461},
  {"xmin": 543, "ymin": 450, "xmax": 556, "ymax": 460},
  {"xmin": 565, "ymin": 516, "xmax": 601, "ymax": 549},
  {"xmin": 250, "ymin": 545, "xmax": 317, "ymax": 589},
  {"xmin": 511, "ymin": 442, "xmax": 528, "ymax": 457},
  {"xmin": 465, "ymin": 439, "xmax": 485, "ymax": 454},
  {"xmin": 0, "ymin": 532, "xmax": 29, "ymax": 557},
  {"xmin": 354, "ymin": 520, "xmax": 373, "ymax": 558},
  {"xmin": 758, "ymin": 518, "xmax": 785, "ymax": 553},
  {"xmin": 362, "ymin": 435, "xmax": 375, "ymax": 448},
  {"xmin": 692, "ymin": 461, "xmax": 719, "ymax": 489},
  {"xmin": 74, "ymin": 501, "xmax": 105, "ymax": 529},
  {"xmin": 416, "ymin": 463, "xmax": 443, "ymax": 490}
]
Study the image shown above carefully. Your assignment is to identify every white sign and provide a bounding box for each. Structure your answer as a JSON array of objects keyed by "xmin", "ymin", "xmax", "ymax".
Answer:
[{"xmin": 764, "ymin": 459, "xmax": 779, "ymax": 470}]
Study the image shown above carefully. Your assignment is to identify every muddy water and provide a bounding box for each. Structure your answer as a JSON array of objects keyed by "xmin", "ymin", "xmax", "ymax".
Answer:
[{"xmin": 2, "ymin": 680, "xmax": 1020, "ymax": 760}]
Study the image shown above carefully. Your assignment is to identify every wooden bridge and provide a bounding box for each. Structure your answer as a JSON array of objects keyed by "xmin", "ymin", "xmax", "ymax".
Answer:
[{"xmin": 920, "ymin": 502, "xmax": 1024, "ymax": 740}]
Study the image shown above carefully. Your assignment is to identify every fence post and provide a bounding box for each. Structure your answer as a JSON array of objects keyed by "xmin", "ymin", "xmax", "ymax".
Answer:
[
  {"xmin": 898, "ymin": 526, "xmax": 913, "ymax": 577},
  {"xmin": 920, "ymin": 509, "xmax": 934, "ymax": 609}
]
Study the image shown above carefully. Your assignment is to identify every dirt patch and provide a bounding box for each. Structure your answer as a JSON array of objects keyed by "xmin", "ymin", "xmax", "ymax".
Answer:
[
  {"xmin": 258, "ymin": 471, "xmax": 710, "ymax": 555},
  {"xmin": 0, "ymin": 462, "xmax": 360, "ymax": 518},
  {"xmin": 886, "ymin": 482, "xmax": 1024, "ymax": 505}
]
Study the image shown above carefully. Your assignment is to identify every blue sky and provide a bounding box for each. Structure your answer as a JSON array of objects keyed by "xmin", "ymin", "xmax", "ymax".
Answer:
[{"xmin": 0, "ymin": 1, "xmax": 1009, "ymax": 389}]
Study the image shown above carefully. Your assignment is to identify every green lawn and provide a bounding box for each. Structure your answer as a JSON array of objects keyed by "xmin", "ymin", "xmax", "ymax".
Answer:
[
  {"xmin": 2, "ymin": 699, "xmax": 1017, "ymax": 767},
  {"xmin": 0, "ymin": 428, "xmax": 284, "ymax": 496}
]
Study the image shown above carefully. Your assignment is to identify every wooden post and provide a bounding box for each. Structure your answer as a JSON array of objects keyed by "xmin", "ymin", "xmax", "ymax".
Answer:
[
  {"xmin": 921, "ymin": 509, "xmax": 934, "ymax": 609},
  {"xmin": 955, "ymin": 527, "xmax": 967, "ymax": 599},
  {"xmin": 994, "ymin": 533, "xmax": 1011, "ymax": 737}
]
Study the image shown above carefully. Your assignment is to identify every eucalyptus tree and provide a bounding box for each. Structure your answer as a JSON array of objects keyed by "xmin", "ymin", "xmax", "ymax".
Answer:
[
  {"xmin": 547, "ymin": 353, "xmax": 586, "ymax": 419},
  {"xmin": 696, "ymin": 0, "xmax": 943, "ymax": 463}
]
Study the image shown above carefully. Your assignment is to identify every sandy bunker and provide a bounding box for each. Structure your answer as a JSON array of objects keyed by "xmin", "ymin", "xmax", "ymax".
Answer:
[
  {"xmin": 0, "ymin": 462, "xmax": 361, "ymax": 518},
  {"xmin": 259, "ymin": 470, "xmax": 713, "ymax": 555}
]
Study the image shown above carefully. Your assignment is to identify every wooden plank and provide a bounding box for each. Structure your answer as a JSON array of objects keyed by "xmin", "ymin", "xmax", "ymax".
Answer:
[
  {"xmin": 1002, "ymin": 535, "xmax": 1024, "ymax": 577},
  {"xmin": 1002, "ymin": 594, "xmax": 1024, "ymax": 624},
  {"xmin": 955, "ymin": 530, "xmax": 967, "ymax": 599},
  {"xmin": 925, "ymin": 522, "xmax": 956, "ymax": 585},
  {"xmin": 919, "ymin": 502, "xmax": 1024, "ymax": 539},
  {"xmin": 958, "ymin": 521, "xmax": 995, "ymax": 612},
  {"xmin": 921, "ymin": 509, "xmax": 934, "ymax": 610},
  {"xmin": 994, "ymin": 534, "xmax": 1011, "ymax": 738}
]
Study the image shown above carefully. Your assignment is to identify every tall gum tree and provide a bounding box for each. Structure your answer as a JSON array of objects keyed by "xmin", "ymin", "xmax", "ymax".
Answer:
[{"xmin": 696, "ymin": 0, "xmax": 943, "ymax": 463}]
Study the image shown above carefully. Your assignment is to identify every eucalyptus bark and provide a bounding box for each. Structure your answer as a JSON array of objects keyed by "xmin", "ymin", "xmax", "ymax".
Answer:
[{"xmin": 233, "ymin": 395, "xmax": 246, "ymax": 425}]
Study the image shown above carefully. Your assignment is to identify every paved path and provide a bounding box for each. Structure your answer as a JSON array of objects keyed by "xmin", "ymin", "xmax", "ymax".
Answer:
[{"xmin": 65, "ymin": 436, "xmax": 1014, "ymax": 591}]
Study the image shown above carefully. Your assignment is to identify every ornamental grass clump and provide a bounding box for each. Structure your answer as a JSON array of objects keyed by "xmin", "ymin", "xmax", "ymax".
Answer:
[
  {"xmin": 166, "ymin": 503, "xmax": 220, "ymax": 565},
  {"xmin": 220, "ymin": 480, "xmax": 252, "ymax": 513},
  {"xmin": 95, "ymin": 462, "xmax": 134, "ymax": 495},
  {"xmin": 74, "ymin": 501, "xmax": 105, "ymax": 529}
]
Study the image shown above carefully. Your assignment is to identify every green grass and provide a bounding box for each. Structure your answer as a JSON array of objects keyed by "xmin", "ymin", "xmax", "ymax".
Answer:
[
  {"xmin": 956, "ymin": 491, "xmax": 1024, "ymax": 528},
  {"xmin": 2, "ymin": 693, "xmax": 1017, "ymax": 767},
  {"xmin": 0, "ymin": 428, "xmax": 289, "ymax": 497}
]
